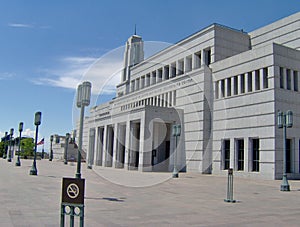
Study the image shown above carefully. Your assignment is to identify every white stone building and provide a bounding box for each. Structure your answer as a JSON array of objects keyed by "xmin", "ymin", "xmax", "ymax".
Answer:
[
  {"xmin": 82, "ymin": 12, "xmax": 300, "ymax": 180},
  {"xmin": 52, "ymin": 133, "xmax": 81, "ymax": 161}
]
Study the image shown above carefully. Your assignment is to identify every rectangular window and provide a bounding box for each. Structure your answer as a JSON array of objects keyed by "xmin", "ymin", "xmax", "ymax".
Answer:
[
  {"xmin": 299, "ymin": 140, "xmax": 300, "ymax": 173},
  {"xmin": 186, "ymin": 56, "xmax": 192, "ymax": 72},
  {"xmin": 280, "ymin": 67, "xmax": 284, "ymax": 88},
  {"xmin": 240, "ymin": 74, "xmax": 245, "ymax": 93},
  {"xmin": 157, "ymin": 69, "xmax": 162, "ymax": 82},
  {"xmin": 227, "ymin": 78, "xmax": 231, "ymax": 97},
  {"xmin": 255, "ymin": 70, "xmax": 260, "ymax": 90},
  {"xmin": 248, "ymin": 72, "xmax": 252, "ymax": 92},
  {"xmin": 178, "ymin": 59, "xmax": 184, "ymax": 75},
  {"xmin": 233, "ymin": 76, "xmax": 238, "ymax": 95},
  {"xmin": 194, "ymin": 52, "xmax": 201, "ymax": 69},
  {"xmin": 136, "ymin": 78, "xmax": 140, "ymax": 90},
  {"xmin": 263, "ymin": 67, "xmax": 269, "ymax": 88},
  {"xmin": 140, "ymin": 76, "xmax": 145, "ymax": 89},
  {"xmin": 171, "ymin": 63, "xmax": 176, "ymax": 78},
  {"xmin": 164, "ymin": 66, "xmax": 169, "ymax": 80},
  {"xmin": 236, "ymin": 139, "xmax": 244, "ymax": 171},
  {"xmin": 294, "ymin": 71, "xmax": 298, "ymax": 91},
  {"xmin": 220, "ymin": 80, "xmax": 225, "ymax": 98},
  {"xmin": 215, "ymin": 81, "xmax": 219, "ymax": 99},
  {"xmin": 252, "ymin": 138, "xmax": 259, "ymax": 172},
  {"xmin": 205, "ymin": 49, "xmax": 211, "ymax": 65},
  {"xmin": 223, "ymin": 140, "xmax": 230, "ymax": 170},
  {"xmin": 287, "ymin": 69, "xmax": 291, "ymax": 90},
  {"xmin": 131, "ymin": 80, "xmax": 135, "ymax": 92}
]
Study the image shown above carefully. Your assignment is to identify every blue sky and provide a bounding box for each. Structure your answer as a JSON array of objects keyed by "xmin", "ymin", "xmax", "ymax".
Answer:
[{"xmin": 0, "ymin": 0, "xmax": 300, "ymax": 151}]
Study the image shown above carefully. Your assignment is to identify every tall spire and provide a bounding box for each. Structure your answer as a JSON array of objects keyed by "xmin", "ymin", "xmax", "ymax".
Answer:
[{"xmin": 134, "ymin": 24, "xmax": 137, "ymax": 35}]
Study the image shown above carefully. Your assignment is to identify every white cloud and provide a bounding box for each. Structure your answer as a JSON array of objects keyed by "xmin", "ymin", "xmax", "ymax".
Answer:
[
  {"xmin": 8, "ymin": 23, "xmax": 50, "ymax": 29},
  {"xmin": 0, "ymin": 129, "xmax": 36, "ymax": 140},
  {"xmin": 34, "ymin": 47, "xmax": 124, "ymax": 96},
  {"xmin": 22, "ymin": 128, "xmax": 35, "ymax": 138},
  {"xmin": 33, "ymin": 41, "xmax": 171, "ymax": 97},
  {"xmin": 0, "ymin": 72, "xmax": 15, "ymax": 80},
  {"xmin": 8, "ymin": 23, "xmax": 33, "ymax": 28}
]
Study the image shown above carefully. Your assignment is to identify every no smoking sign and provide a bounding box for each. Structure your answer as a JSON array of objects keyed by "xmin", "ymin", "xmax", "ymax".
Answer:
[{"xmin": 61, "ymin": 178, "xmax": 85, "ymax": 204}]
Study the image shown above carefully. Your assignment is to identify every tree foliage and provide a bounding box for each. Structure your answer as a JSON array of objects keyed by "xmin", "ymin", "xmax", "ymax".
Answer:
[
  {"xmin": 0, "ymin": 141, "xmax": 5, "ymax": 157},
  {"xmin": 21, "ymin": 138, "xmax": 34, "ymax": 157}
]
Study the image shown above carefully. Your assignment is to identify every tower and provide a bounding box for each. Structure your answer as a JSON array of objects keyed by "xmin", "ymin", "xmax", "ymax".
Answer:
[
  {"xmin": 122, "ymin": 35, "xmax": 144, "ymax": 82},
  {"xmin": 117, "ymin": 33, "xmax": 144, "ymax": 97}
]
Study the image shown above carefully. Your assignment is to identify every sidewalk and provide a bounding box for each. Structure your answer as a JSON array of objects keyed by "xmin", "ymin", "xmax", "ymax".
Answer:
[{"xmin": 0, "ymin": 158, "xmax": 300, "ymax": 226}]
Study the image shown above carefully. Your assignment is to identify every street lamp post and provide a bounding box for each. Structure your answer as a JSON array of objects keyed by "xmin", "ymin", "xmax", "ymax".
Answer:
[
  {"xmin": 49, "ymin": 135, "xmax": 53, "ymax": 161},
  {"xmin": 15, "ymin": 122, "xmax": 23, "ymax": 166},
  {"xmin": 172, "ymin": 124, "xmax": 181, "ymax": 178},
  {"xmin": 7, "ymin": 128, "xmax": 14, "ymax": 162},
  {"xmin": 3, "ymin": 131, "xmax": 8, "ymax": 159},
  {"xmin": 76, "ymin": 81, "xmax": 92, "ymax": 179},
  {"xmin": 277, "ymin": 110, "xmax": 293, "ymax": 191},
  {"xmin": 64, "ymin": 133, "xmax": 70, "ymax": 165},
  {"xmin": 30, "ymin": 111, "xmax": 42, "ymax": 176},
  {"xmin": 41, "ymin": 143, "xmax": 44, "ymax": 159}
]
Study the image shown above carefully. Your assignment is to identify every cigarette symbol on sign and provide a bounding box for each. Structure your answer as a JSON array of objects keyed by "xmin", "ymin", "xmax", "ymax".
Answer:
[{"xmin": 67, "ymin": 183, "xmax": 80, "ymax": 199}]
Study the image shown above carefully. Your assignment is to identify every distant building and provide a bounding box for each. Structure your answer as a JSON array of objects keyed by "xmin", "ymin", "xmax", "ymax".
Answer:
[
  {"xmin": 81, "ymin": 12, "xmax": 300, "ymax": 180},
  {"xmin": 51, "ymin": 132, "xmax": 83, "ymax": 161}
]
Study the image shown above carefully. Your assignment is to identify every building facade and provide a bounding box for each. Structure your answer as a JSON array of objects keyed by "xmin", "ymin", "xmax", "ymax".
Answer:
[
  {"xmin": 51, "ymin": 133, "xmax": 80, "ymax": 161},
  {"xmin": 82, "ymin": 12, "xmax": 300, "ymax": 180}
]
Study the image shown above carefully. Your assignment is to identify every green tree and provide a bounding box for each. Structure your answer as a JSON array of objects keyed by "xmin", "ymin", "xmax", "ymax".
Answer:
[
  {"xmin": 0, "ymin": 141, "xmax": 5, "ymax": 157},
  {"xmin": 21, "ymin": 138, "xmax": 34, "ymax": 157}
]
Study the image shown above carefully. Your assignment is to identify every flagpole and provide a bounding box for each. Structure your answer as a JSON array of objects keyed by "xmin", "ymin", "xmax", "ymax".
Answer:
[{"xmin": 42, "ymin": 142, "xmax": 44, "ymax": 159}]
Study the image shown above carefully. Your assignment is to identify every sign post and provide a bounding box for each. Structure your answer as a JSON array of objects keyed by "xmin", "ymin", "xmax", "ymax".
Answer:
[{"xmin": 60, "ymin": 178, "xmax": 85, "ymax": 227}]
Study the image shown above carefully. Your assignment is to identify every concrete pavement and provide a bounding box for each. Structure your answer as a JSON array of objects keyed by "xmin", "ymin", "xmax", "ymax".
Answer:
[{"xmin": 1, "ymin": 158, "xmax": 300, "ymax": 226}]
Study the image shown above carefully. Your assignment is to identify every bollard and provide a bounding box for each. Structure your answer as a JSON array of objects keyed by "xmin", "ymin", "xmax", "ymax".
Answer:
[{"xmin": 224, "ymin": 168, "xmax": 236, "ymax": 203}]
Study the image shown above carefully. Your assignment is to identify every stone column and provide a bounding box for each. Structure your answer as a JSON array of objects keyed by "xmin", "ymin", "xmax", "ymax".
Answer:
[
  {"xmin": 290, "ymin": 69, "xmax": 295, "ymax": 91},
  {"xmin": 102, "ymin": 125, "xmax": 108, "ymax": 166},
  {"xmin": 87, "ymin": 128, "xmax": 96, "ymax": 168},
  {"xmin": 244, "ymin": 138, "xmax": 249, "ymax": 172},
  {"xmin": 238, "ymin": 75, "xmax": 242, "ymax": 94},
  {"xmin": 138, "ymin": 116, "xmax": 147, "ymax": 171},
  {"xmin": 112, "ymin": 124, "xmax": 118, "ymax": 168},
  {"xmin": 95, "ymin": 127, "xmax": 104, "ymax": 166},
  {"xmin": 162, "ymin": 67, "xmax": 166, "ymax": 81},
  {"xmin": 169, "ymin": 91, "xmax": 172, "ymax": 107},
  {"xmin": 225, "ymin": 78, "xmax": 230, "ymax": 97},
  {"xmin": 201, "ymin": 49, "xmax": 206, "ymax": 66},
  {"xmin": 252, "ymin": 71, "xmax": 256, "ymax": 91},
  {"xmin": 124, "ymin": 121, "xmax": 131, "ymax": 170},
  {"xmin": 172, "ymin": 90, "xmax": 176, "ymax": 106}
]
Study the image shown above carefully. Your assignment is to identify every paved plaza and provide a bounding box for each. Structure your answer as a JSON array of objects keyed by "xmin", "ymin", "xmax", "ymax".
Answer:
[{"xmin": 1, "ymin": 159, "xmax": 300, "ymax": 226}]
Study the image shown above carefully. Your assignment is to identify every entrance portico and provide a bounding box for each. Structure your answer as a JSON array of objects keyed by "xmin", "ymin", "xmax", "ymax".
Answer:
[{"xmin": 87, "ymin": 105, "xmax": 185, "ymax": 172}]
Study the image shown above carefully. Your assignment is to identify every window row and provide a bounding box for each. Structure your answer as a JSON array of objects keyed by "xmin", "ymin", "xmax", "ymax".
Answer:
[
  {"xmin": 130, "ymin": 48, "xmax": 212, "ymax": 93},
  {"xmin": 215, "ymin": 67, "xmax": 269, "ymax": 99},
  {"xmin": 222, "ymin": 138, "xmax": 260, "ymax": 172},
  {"xmin": 120, "ymin": 91, "xmax": 177, "ymax": 111},
  {"xmin": 279, "ymin": 67, "xmax": 299, "ymax": 91}
]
